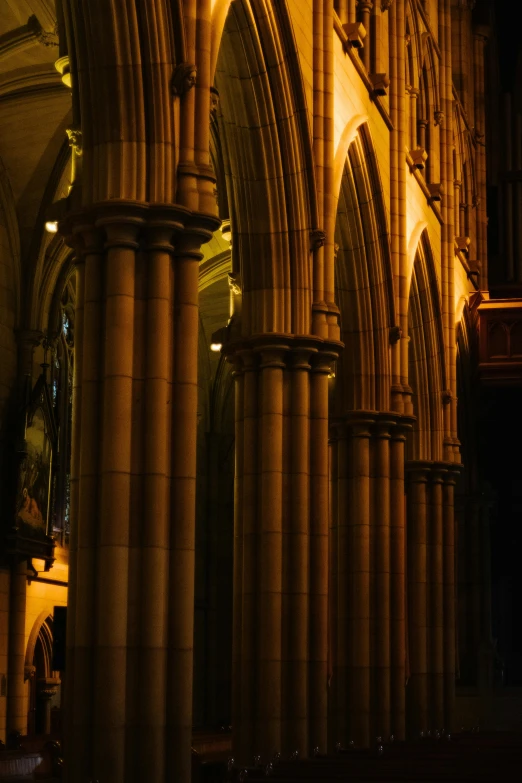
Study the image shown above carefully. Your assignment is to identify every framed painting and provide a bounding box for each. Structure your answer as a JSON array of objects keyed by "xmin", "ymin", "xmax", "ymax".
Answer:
[
  {"xmin": 5, "ymin": 366, "xmax": 58, "ymax": 569},
  {"xmin": 16, "ymin": 406, "xmax": 53, "ymax": 539}
]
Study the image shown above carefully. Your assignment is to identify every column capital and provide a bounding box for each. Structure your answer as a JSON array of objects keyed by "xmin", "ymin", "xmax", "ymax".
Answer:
[
  {"xmin": 405, "ymin": 460, "xmax": 433, "ymax": 481},
  {"xmin": 223, "ymin": 333, "xmax": 342, "ymax": 371},
  {"xmin": 257, "ymin": 346, "xmax": 288, "ymax": 370},
  {"xmin": 344, "ymin": 410, "xmax": 378, "ymax": 438},
  {"xmin": 58, "ymin": 200, "xmax": 220, "ymax": 254},
  {"xmin": 372, "ymin": 411, "xmax": 407, "ymax": 438}
]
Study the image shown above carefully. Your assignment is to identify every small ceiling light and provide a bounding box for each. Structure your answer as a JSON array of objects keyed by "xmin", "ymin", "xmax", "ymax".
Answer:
[
  {"xmin": 210, "ymin": 342, "xmax": 222, "ymax": 352},
  {"xmin": 45, "ymin": 220, "xmax": 58, "ymax": 233}
]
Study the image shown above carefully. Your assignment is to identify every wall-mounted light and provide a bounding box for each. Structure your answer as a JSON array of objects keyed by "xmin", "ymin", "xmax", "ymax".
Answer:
[
  {"xmin": 210, "ymin": 343, "xmax": 222, "ymax": 352},
  {"xmin": 45, "ymin": 220, "xmax": 58, "ymax": 233}
]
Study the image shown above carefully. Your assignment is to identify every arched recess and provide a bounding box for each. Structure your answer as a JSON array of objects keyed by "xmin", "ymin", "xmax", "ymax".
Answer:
[
  {"xmin": 214, "ymin": 0, "xmax": 316, "ymax": 336},
  {"xmin": 407, "ymin": 231, "xmax": 446, "ymax": 462},
  {"xmin": 25, "ymin": 612, "xmax": 54, "ymax": 677},
  {"xmin": 333, "ymin": 124, "xmax": 395, "ymax": 413},
  {"xmin": 25, "ymin": 612, "xmax": 61, "ymax": 737}
]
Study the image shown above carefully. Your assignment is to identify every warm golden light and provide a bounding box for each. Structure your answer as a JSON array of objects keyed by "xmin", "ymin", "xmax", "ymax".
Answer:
[
  {"xmin": 45, "ymin": 220, "xmax": 58, "ymax": 233},
  {"xmin": 210, "ymin": 342, "xmax": 222, "ymax": 352}
]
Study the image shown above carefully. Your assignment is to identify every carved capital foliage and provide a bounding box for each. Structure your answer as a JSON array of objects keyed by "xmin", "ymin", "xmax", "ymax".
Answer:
[
  {"xmin": 228, "ymin": 272, "xmax": 242, "ymax": 296},
  {"xmin": 66, "ymin": 127, "xmax": 82, "ymax": 156}
]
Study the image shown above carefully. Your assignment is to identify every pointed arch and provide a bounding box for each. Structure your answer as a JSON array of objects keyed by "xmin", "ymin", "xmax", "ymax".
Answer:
[
  {"xmin": 214, "ymin": 0, "xmax": 316, "ymax": 335},
  {"xmin": 25, "ymin": 612, "xmax": 55, "ymax": 677},
  {"xmin": 333, "ymin": 124, "xmax": 395, "ymax": 413},
  {"xmin": 456, "ymin": 301, "xmax": 478, "ymax": 490},
  {"xmin": 408, "ymin": 230, "xmax": 446, "ymax": 461}
]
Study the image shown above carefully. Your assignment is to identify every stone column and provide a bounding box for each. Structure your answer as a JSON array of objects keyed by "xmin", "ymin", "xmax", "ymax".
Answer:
[
  {"xmin": 6, "ymin": 559, "xmax": 28, "ymax": 735},
  {"xmin": 407, "ymin": 461, "xmax": 459, "ymax": 736},
  {"xmin": 308, "ymin": 352, "xmax": 332, "ymax": 753},
  {"xmin": 406, "ymin": 463, "xmax": 429, "ymax": 736},
  {"xmin": 372, "ymin": 417, "xmax": 392, "ymax": 740},
  {"xmin": 61, "ymin": 204, "xmax": 219, "ymax": 783},
  {"xmin": 429, "ymin": 468, "xmax": 445, "ymax": 731},
  {"xmin": 332, "ymin": 424, "xmax": 349, "ymax": 745},
  {"xmin": 228, "ymin": 336, "xmax": 338, "ymax": 763},
  {"xmin": 255, "ymin": 345, "xmax": 285, "ymax": 757},
  {"xmin": 138, "ymin": 225, "xmax": 174, "ymax": 780},
  {"xmin": 331, "ymin": 413, "xmax": 412, "ymax": 746},
  {"xmin": 231, "ymin": 357, "xmax": 245, "ymax": 753},
  {"xmin": 167, "ymin": 233, "xmax": 210, "ymax": 783},
  {"xmin": 389, "ymin": 421, "xmax": 410, "ymax": 740},
  {"xmin": 443, "ymin": 469, "xmax": 458, "ymax": 731},
  {"xmin": 327, "ymin": 430, "xmax": 339, "ymax": 750},
  {"xmin": 331, "ymin": 413, "xmax": 375, "ymax": 747},
  {"xmin": 284, "ymin": 349, "xmax": 310, "ymax": 754},
  {"xmin": 348, "ymin": 416, "xmax": 373, "ymax": 747}
]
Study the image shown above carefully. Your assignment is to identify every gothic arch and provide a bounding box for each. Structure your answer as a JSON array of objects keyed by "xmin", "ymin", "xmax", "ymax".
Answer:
[
  {"xmin": 333, "ymin": 124, "xmax": 395, "ymax": 413},
  {"xmin": 407, "ymin": 230, "xmax": 446, "ymax": 461},
  {"xmin": 214, "ymin": 0, "xmax": 316, "ymax": 336}
]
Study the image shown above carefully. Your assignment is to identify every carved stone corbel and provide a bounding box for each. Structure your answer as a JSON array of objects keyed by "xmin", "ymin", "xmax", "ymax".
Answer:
[
  {"xmin": 310, "ymin": 229, "xmax": 326, "ymax": 251},
  {"xmin": 389, "ymin": 325, "xmax": 402, "ymax": 345},
  {"xmin": 171, "ymin": 63, "xmax": 197, "ymax": 97}
]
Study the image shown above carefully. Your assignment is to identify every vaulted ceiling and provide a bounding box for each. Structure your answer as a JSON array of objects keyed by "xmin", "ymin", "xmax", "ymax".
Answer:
[{"xmin": 0, "ymin": 0, "xmax": 71, "ymax": 299}]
